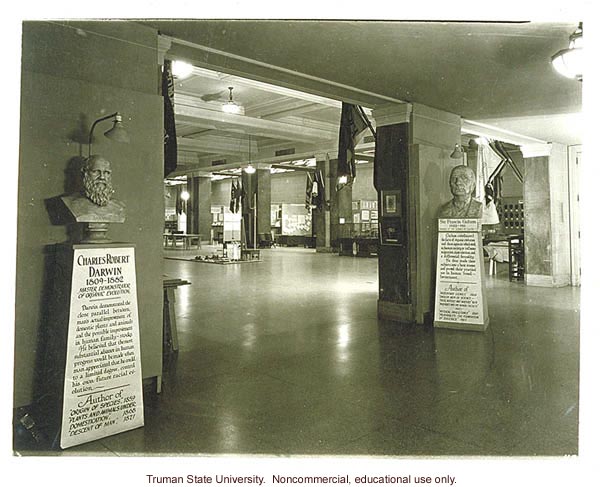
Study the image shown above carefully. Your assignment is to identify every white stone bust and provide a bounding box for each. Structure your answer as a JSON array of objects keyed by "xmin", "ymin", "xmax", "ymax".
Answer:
[
  {"xmin": 438, "ymin": 165, "xmax": 483, "ymax": 219},
  {"xmin": 61, "ymin": 155, "xmax": 125, "ymax": 223}
]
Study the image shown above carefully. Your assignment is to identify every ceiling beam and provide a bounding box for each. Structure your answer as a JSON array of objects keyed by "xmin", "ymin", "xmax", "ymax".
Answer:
[
  {"xmin": 170, "ymin": 141, "xmax": 375, "ymax": 176},
  {"xmin": 175, "ymin": 104, "xmax": 337, "ymax": 143},
  {"xmin": 276, "ymin": 115, "xmax": 339, "ymax": 133},
  {"xmin": 177, "ymin": 135, "xmax": 259, "ymax": 156},
  {"xmin": 462, "ymin": 119, "xmax": 547, "ymax": 146},
  {"xmin": 245, "ymin": 98, "xmax": 320, "ymax": 119},
  {"xmin": 175, "ymin": 65, "xmax": 344, "ymax": 109}
]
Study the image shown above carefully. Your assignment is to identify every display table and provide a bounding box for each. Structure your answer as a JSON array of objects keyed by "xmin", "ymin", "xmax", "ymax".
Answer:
[
  {"xmin": 275, "ymin": 235, "xmax": 315, "ymax": 247},
  {"xmin": 163, "ymin": 233, "xmax": 202, "ymax": 250},
  {"xmin": 484, "ymin": 241, "xmax": 509, "ymax": 275},
  {"xmin": 162, "ymin": 276, "xmax": 190, "ymax": 391},
  {"xmin": 483, "ymin": 234, "xmax": 524, "ymax": 280},
  {"xmin": 241, "ymin": 249, "xmax": 261, "ymax": 261},
  {"xmin": 339, "ymin": 237, "xmax": 378, "ymax": 257}
]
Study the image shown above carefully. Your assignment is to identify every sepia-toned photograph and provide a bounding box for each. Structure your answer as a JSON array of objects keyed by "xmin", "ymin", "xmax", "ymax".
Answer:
[{"xmin": 6, "ymin": 5, "xmax": 595, "ymax": 485}]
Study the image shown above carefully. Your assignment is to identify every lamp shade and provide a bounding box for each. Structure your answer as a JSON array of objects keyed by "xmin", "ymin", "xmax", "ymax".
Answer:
[
  {"xmin": 450, "ymin": 143, "xmax": 463, "ymax": 159},
  {"xmin": 103, "ymin": 116, "xmax": 130, "ymax": 143}
]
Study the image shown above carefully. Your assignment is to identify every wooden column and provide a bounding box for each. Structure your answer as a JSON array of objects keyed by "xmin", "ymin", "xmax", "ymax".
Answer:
[
  {"xmin": 186, "ymin": 176, "xmax": 196, "ymax": 235},
  {"xmin": 314, "ymin": 156, "xmax": 331, "ymax": 252},
  {"xmin": 521, "ymin": 143, "xmax": 570, "ymax": 287},
  {"xmin": 373, "ymin": 103, "xmax": 462, "ymax": 325},
  {"xmin": 328, "ymin": 157, "xmax": 353, "ymax": 248},
  {"xmin": 192, "ymin": 176, "xmax": 212, "ymax": 243},
  {"xmin": 242, "ymin": 167, "xmax": 271, "ymax": 248}
]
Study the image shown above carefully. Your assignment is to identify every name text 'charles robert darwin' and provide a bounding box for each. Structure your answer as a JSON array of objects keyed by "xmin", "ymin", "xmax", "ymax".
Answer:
[{"xmin": 146, "ymin": 475, "xmax": 355, "ymax": 485}]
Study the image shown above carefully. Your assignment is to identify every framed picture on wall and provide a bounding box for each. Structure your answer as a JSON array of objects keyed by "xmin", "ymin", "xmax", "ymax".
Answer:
[{"xmin": 382, "ymin": 190, "xmax": 401, "ymax": 217}]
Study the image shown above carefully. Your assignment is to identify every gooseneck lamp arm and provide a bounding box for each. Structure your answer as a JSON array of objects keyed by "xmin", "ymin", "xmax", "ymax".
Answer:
[{"xmin": 88, "ymin": 112, "xmax": 129, "ymax": 157}]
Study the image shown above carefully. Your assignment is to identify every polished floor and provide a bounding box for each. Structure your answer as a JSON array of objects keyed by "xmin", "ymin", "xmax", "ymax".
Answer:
[{"xmin": 21, "ymin": 246, "xmax": 580, "ymax": 456}]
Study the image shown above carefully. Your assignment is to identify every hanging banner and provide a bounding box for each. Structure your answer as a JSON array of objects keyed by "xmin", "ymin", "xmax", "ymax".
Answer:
[
  {"xmin": 60, "ymin": 245, "xmax": 144, "ymax": 449},
  {"xmin": 434, "ymin": 219, "xmax": 489, "ymax": 331}
]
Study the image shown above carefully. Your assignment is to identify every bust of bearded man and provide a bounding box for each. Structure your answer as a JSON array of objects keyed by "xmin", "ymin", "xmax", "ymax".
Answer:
[{"xmin": 61, "ymin": 155, "xmax": 126, "ymax": 223}]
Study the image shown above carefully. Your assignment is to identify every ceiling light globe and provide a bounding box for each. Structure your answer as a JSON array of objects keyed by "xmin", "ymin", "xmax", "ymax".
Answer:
[
  {"xmin": 171, "ymin": 60, "xmax": 194, "ymax": 79},
  {"xmin": 551, "ymin": 48, "xmax": 583, "ymax": 81},
  {"xmin": 222, "ymin": 102, "xmax": 243, "ymax": 115}
]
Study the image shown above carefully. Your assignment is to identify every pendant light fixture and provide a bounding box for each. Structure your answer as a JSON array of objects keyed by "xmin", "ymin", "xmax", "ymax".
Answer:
[
  {"xmin": 551, "ymin": 22, "xmax": 583, "ymax": 81},
  {"xmin": 222, "ymin": 86, "xmax": 244, "ymax": 115}
]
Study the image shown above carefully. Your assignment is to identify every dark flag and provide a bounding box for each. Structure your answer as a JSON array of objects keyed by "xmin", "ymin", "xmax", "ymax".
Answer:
[
  {"xmin": 314, "ymin": 170, "xmax": 326, "ymax": 211},
  {"xmin": 235, "ymin": 179, "xmax": 243, "ymax": 213},
  {"xmin": 305, "ymin": 172, "xmax": 314, "ymax": 210},
  {"xmin": 162, "ymin": 59, "xmax": 178, "ymax": 177},
  {"xmin": 229, "ymin": 179, "xmax": 243, "ymax": 213},
  {"xmin": 337, "ymin": 103, "xmax": 369, "ymax": 189},
  {"xmin": 229, "ymin": 179, "xmax": 237, "ymax": 213},
  {"xmin": 175, "ymin": 187, "xmax": 184, "ymax": 215}
]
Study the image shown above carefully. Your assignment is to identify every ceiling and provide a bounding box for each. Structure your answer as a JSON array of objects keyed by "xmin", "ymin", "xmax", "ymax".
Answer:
[
  {"xmin": 170, "ymin": 66, "xmax": 352, "ymax": 176},
  {"xmin": 142, "ymin": 20, "xmax": 583, "ymax": 176}
]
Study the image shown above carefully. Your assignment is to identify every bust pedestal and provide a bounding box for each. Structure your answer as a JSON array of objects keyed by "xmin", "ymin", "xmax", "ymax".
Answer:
[
  {"xmin": 434, "ymin": 218, "xmax": 489, "ymax": 331},
  {"xmin": 49, "ymin": 243, "xmax": 145, "ymax": 449}
]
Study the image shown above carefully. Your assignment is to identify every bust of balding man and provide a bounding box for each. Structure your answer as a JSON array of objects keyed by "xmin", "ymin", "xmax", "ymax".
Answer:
[
  {"xmin": 438, "ymin": 165, "xmax": 483, "ymax": 219},
  {"xmin": 61, "ymin": 155, "xmax": 126, "ymax": 223}
]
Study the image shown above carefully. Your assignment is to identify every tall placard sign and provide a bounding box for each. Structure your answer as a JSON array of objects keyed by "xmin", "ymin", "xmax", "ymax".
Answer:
[
  {"xmin": 434, "ymin": 218, "xmax": 489, "ymax": 331},
  {"xmin": 60, "ymin": 244, "xmax": 144, "ymax": 449}
]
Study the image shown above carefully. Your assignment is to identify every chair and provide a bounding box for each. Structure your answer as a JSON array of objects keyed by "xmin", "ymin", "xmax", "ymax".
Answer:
[
  {"xmin": 508, "ymin": 235, "xmax": 525, "ymax": 281},
  {"xmin": 258, "ymin": 233, "xmax": 275, "ymax": 248}
]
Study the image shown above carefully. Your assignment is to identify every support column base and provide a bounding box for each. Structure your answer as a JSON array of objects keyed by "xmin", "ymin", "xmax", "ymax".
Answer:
[
  {"xmin": 377, "ymin": 300, "xmax": 414, "ymax": 323},
  {"xmin": 316, "ymin": 246, "xmax": 336, "ymax": 253},
  {"xmin": 434, "ymin": 319, "xmax": 489, "ymax": 332},
  {"xmin": 525, "ymin": 274, "xmax": 570, "ymax": 287}
]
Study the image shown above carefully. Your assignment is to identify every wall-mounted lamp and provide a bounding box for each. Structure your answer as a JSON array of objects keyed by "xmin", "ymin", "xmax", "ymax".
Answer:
[
  {"xmin": 88, "ymin": 112, "xmax": 130, "ymax": 157},
  {"xmin": 551, "ymin": 22, "xmax": 583, "ymax": 81},
  {"xmin": 450, "ymin": 143, "xmax": 464, "ymax": 159},
  {"xmin": 180, "ymin": 190, "xmax": 190, "ymax": 201}
]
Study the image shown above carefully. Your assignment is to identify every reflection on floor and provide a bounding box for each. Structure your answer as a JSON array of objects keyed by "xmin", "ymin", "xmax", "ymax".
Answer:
[{"xmin": 21, "ymin": 247, "xmax": 580, "ymax": 456}]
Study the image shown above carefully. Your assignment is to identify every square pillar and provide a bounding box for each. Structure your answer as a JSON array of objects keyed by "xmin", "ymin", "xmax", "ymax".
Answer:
[
  {"xmin": 521, "ymin": 143, "xmax": 570, "ymax": 287},
  {"xmin": 314, "ymin": 157, "xmax": 331, "ymax": 251},
  {"xmin": 242, "ymin": 167, "xmax": 271, "ymax": 248},
  {"xmin": 374, "ymin": 102, "xmax": 462, "ymax": 325},
  {"xmin": 187, "ymin": 175, "xmax": 212, "ymax": 243},
  {"xmin": 328, "ymin": 157, "xmax": 353, "ymax": 247}
]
